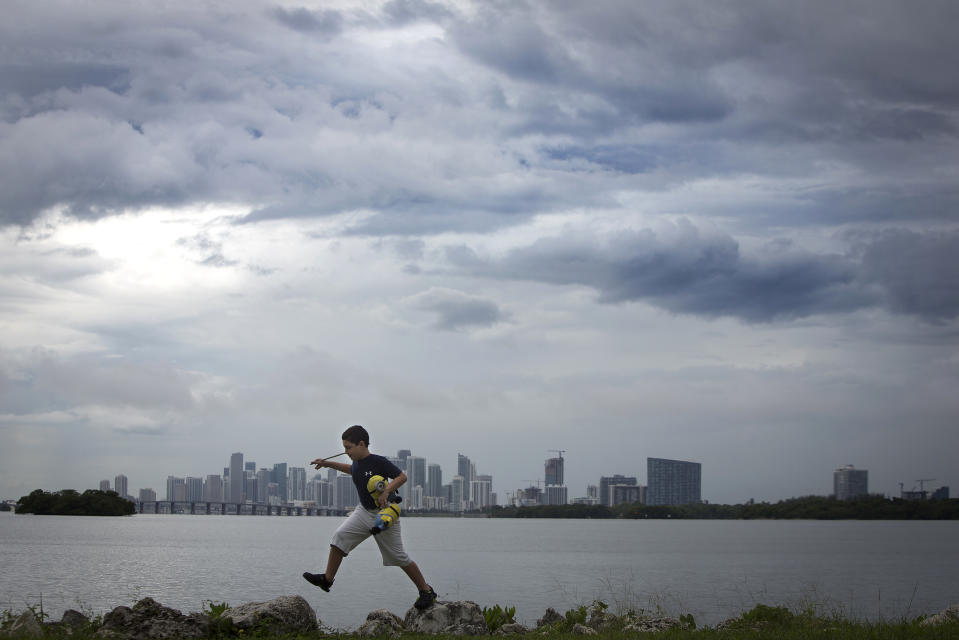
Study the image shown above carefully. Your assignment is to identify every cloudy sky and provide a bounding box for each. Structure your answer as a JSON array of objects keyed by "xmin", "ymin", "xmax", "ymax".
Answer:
[{"xmin": 2, "ymin": 0, "xmax": 957, "ymax": 505}]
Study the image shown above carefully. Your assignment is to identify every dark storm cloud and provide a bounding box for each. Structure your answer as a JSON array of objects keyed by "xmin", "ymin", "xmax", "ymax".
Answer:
[
  {"xmin": 406, "ymin": 287, "xmax": 506, "ymax": 331},
  {"xmin": 447, "ymin": 223, "xmax": 959, "ymax": 323},
  {"xmin": 0, "ymin": 0, "xmax": 957, "ymax": 235}
]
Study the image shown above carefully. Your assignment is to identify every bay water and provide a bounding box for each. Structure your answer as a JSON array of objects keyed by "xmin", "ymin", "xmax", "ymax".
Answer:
[{"xmin": 1, "ymin": 512, "xmax": 956, "ymax": 630}]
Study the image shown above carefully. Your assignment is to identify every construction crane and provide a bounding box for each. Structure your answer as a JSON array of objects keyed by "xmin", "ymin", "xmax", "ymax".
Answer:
[
  {"xmin": 549, "ymin": 449, "xmax": 566, "ymax": 459},
  {"xmin": 917, "ymin": 478, "xmax": 937, "ymax": 492}
]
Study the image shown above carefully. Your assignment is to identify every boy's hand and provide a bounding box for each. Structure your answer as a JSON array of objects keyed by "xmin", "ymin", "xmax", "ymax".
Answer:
[
  {"xmin": 310, "ymin": 458, "xmax": 325, "ymax": 469},
  {"xmin": 377, "ymin": 493, "xmax": 388, "ymax": 508}
]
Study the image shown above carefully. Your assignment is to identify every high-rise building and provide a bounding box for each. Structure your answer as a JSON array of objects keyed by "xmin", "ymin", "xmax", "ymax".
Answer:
[
  {"xmin": 139, "ymin": 488, "xmax": 156, "ymax": 502},
  {"xmin": 647, "ymin": 458, "xmax": 702, "ymax": 505},
  {"xmin": 99, "ymin": 479, "xmax": 111, "ymax": 492},
  {"xmin": 397, "ymin": 449, "xmax": 412, "ymax": 471},
  {"xmin": 545, "ymin": 485, "xmax": 568, "ymax": 505},
  {"xmin": 599, "ymin": 475, "xmax": 637, "ymax": 506},
  {"xmin": 185, "ymin": 477, "xmax": 204, "ymax": 502},
  {"xmin": 273, "ymin": 463, "xmax": 288, "ymax": 504},
  {"xmin": 450, "ymin": 475, "xmax": 465, "ymax": 512},
  {"xmin": 166, "ymin": 476, "xmax": 186, "ymax": 502},
  {"xmin": 335, "ymin": 475, "xmax": 358, "ymax": 509},
  {"xmin": 457, "ymin": 454, "xmax": 473, "ymax": 494},
  {"xmin": 427, "ymin": 463, "xmax": 442, "ymax": 497},
  {"xmin": 245, "ymin": 461, "xmax": 256, "ymax": 474},
  {"xmin": 545, "ymin": 456, "xmax": 564, "ymax": 486},
  {"xmin": 204, "ymin": 475, "xmax": 224, "ymax": 502},
  {"xmin": 610, "ymin": 484, "xmax": 643, "ymax": 506},
  {"xmin": 471, "ymin": 475, "xmax": 493, "ymax": 510},
  {"xmin": 289, "ymin": 467, "xmax": 306, "ymax": 502},
  {"xmin": 407, "ymin": 456, "xmax": 427, "ymax": 495},
  {"xmin": 833, "ymin": 465, "xmax": 868, "ymax": 500},
  {"xmin": 230, "ymin": 452, "xmax": 244, "ymax": 504},
  {"xmin": 256, "ymin": 469, "xmax": 271, "ymax": 504},
  {"xmin": 114, "ymin": 474, "xmax": 128, "ymax": 498}
]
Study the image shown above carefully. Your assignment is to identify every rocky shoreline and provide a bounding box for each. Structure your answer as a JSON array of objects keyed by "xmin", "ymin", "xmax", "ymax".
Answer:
[{"xmin": 3, "ymin": 595, "xmax": 958, "ymax": 638}]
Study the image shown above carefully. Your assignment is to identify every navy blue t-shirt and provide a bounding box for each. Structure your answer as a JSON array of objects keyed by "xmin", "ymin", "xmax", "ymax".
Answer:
[{"xmin": 351, "ymin": 454, "xmax": 402, "ymax": 510}]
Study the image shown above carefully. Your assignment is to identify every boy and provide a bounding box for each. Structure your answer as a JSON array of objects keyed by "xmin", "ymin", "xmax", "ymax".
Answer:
[{"xmin": 303, "ymin": 424, "xmax": 438, "ymax": 610}]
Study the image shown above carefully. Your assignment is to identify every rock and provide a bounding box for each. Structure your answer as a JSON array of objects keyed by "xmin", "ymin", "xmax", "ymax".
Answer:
[
  {"xmin": 356, "ymin": 609, "xmax": 406, "ymax": 637},
  {"xmin": 8, "ymin": 611, "xmax": 43, "ymax": 638},
  {"xmin": 223, "ymin": 595, "xmax": 318, "ymax": 635},
  {"xmin": 404, "ymin": 600, "xmax": 489, "ymax": 635},
  {"xmin": 570, "ymin": 623, "xmax": 596, "ymax": 635},
  {"xmin": 495, "ymin": 622, "xmax": 530, "ymax": 635},
  {"xmin": 97, "ymin": 598, "xmax": 210, "ymax": 639},
  {"xmin": 623, "ymin": 616, "xmax": 684, "ymax": 633},
  {"xmin": 921, "ymin": 603, "xmax": 959, "ymax": 626},
  {"xmin": 61, "ymin": 610, "xmax": 91, "ymax": 629},
  {"xmin": 536, "ymin": 608, "xmax": 564, "ymax": 628},
  {"xmin": 586, "ymin": 603, "xmax": 617, "ymax": 631}
]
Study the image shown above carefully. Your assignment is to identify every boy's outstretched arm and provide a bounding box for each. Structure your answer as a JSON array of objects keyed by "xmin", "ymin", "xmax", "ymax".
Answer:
[{"xmin": 311, "ymin": 458, "xmax": 352, "ymax": 474}]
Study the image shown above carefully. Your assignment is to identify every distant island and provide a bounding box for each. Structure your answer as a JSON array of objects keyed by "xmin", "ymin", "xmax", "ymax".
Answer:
[
  {"xmin": 15, "ymin": 489, "xmax": 136, "ymax": 516},
  {"xmin": 488, "ymin": 495, "xmax": 959, "ymax": 520}
]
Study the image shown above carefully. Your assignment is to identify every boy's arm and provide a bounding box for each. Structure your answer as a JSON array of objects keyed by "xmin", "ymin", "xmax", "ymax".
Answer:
[{"xmin": 311, "ymin": 459, "xmax": 352, "ymax": 474}]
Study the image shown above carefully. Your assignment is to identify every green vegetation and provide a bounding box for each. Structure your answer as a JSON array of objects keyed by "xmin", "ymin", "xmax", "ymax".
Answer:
[
  {"xmin": 490, "ymin": 495, "xmax": 959, "ymax": 519},
  {"xmin": 15, "ymin": 489, "xmax": 135, "ymax": 516},
  {"xmin": 482, "ymin": 604, "xmax": 516, "ymax": 632}
]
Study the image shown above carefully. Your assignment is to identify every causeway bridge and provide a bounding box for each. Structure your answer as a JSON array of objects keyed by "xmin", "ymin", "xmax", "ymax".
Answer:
[{"xmin": 138, "ymin": 502, "xmax": 348, "ymax": 516}]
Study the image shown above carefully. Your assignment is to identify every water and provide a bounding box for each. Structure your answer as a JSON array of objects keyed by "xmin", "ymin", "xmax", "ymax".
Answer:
[{"xmin": 1, "ymin": 512, "xmax": 957, "ymax": 630}]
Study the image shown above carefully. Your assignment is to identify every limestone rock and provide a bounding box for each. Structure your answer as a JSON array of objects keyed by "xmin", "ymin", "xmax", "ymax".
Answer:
[
  {"xmin": 404, "ymin": 600, "xmax": 489, "ymax": 635},
  {"xmin": 356, "ymin": 609, "xmax": 406, "ymax": 637},
  {"xmin": 8, "ymin": 611, "xmax": 43, "ymax": 638},
  {"xmin": 61, "ymin": 610, "xmax": 91, "ymax": 629},
  {"xmin": 586, "ymin": 603, "xmax": 617, "ymax": 631},
  {"xmin": 623, "ymin": 616, "xmax": 683, "ymax": 633},
  {"xmin": 494, "ymin": 622, "xmax": 529, "ymax": 635},
  {"xmin": 921, "ymin": 603, "xmax": 959, "ymax": 626},
  {"xmin": 536, "ymin": 608, "xmax": 563, "ymax": 628},
  {"xmin": 223, "ymin": 595, "xmax": 318, "ymax": 635},
  {"xmin": 97, "ymin": 598, "xmax": 210, "ymax": 640},
  {"xmin": 570, "ymin": 623, "xmax": 596, "ymax": 635}
]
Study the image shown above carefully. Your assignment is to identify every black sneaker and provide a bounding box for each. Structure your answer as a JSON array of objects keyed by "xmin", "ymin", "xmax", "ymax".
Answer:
[
  {"xmin": 302, "ymin": 572, "xmax": 333, "ymax": 592},
  {"xmin": 414, "ymin": 586, "xmax": 437, "ymax": 610}
]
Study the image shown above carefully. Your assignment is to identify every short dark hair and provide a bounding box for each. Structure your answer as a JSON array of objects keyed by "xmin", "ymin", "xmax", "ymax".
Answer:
[{"xmin": 342, "ymin": 424, "xmax": 370, "ymax": 446}]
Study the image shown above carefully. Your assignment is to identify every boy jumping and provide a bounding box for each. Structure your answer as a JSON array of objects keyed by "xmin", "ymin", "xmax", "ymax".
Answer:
[{"xmin": 303, "ymin": 424, "xmax": 437, "ymax": 610}]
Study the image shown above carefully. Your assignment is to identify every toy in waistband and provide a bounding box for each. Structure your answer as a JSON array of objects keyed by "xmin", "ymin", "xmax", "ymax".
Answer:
[{"xmin": 367, "ymin": 475, "xmax": 402, "ymax": 535}]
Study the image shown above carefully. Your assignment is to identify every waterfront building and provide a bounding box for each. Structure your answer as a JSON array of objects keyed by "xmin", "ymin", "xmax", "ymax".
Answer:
[
  {"xmin": 450, "ymin": 475, "xmax": 465, "ymax": 512},
  {"xmin": 397, "ymin": 449, "xmax": 412, "ymax": 471},
  {"xmin": 335, "ymin": 475, "xmax": 357, "ymax": 510},
  {"xmin": 404, "ymin": 455, "xmax": 426, "ymax": 503},
  {"xmin": 457, "ymin": 454, "xmax": 473, "ymax": 497},
  {"xmin": 166, "ymin": 476, "xmax": 186, "ymax": 502},
  {"xmin": 471, "ymin": 475, "xmax": 493, "ymax": 510},
  {"xmin": 114, "ymin": 474, "xmax": 128, "ymax": 499},
  {"xmin": 599, "ymin": 475, "xmax": 637, "ymax": 506},
  {"xmin": 610, "ymin": 484, "xmax": 643, "ymax": 506},
  {"xmin": 833, "ymin": 465, "xmax": 868, "ymax": 500},
  {"xmin": 185, "ymin": 476, "xmax": 204, "ymax": 502},
  {"xmin": 204, "ymin": 475, "xmax": 224, "ymax": 502},
  {"xmin": 545, "ymin": 484, "xmax": 568, "ymax": 505},
  {"xmin": 427, "ymin": 463, "xmax": 442, "ymax": 497},
  {"xmin": 139, "ymin": 488, "xmax": 156, "ymax": 502},
  {"xmin": 647, "ymin": 458, "xmax": 702, "ymax": 505},
  {"xmin": 272, "ymin": 463, "xmax": 288, "ymax": 504},
  {"xmin": 931, "ymin": 486, "xmax": 950, "ymax": 500},
  {"xmin": 289, "ymin": 466, "xmax": 306, "ymax": 502},
  {"xmin": 99, "ymin": 479, "xmax": 111, "ymax": 492},
  {"xmin": 230, "ymin": 452, "xmax": 244, "ymax": 504},
  {"xmin": 545, "ymin": 456, "xmax": 564, "ymax": 486},
  {"xmin": 255, "ymin": 469, "xmax": 271, "ymax": 504}
]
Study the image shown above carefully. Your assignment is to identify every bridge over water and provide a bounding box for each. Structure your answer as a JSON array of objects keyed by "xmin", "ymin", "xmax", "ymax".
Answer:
[{"xmin": 138, "ymin": 502, "xmax": 348, "ymax": 516}]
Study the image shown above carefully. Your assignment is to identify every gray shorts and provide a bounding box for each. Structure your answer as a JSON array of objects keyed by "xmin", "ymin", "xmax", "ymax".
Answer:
[{"xmin": 330, "ymin": 507, "xmax": 411, "ymax": 567}]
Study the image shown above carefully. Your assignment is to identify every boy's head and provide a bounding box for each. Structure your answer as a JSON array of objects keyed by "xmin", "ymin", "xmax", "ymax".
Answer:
[{"xmin": 341, "ymin": 424, "xmax": 370, "ymax": 460}]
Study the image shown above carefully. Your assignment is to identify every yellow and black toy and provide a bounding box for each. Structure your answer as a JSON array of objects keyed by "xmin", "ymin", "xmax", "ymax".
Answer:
[{"xmin": 367, "ymin": 474, "xmax": 402, "ymax": 535}]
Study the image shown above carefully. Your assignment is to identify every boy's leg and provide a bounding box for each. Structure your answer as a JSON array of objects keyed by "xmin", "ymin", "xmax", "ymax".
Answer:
[
  {"xmin": 325, "ymin": 544, "xmax": 346, "ymax": 581},
  {"xmin": 400, "ymin": 561, "xmax": 429, "ymax": 591}
]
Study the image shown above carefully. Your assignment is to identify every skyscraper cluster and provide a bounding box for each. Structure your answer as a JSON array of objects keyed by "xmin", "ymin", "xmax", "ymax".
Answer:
[{"xmin": 108, "ymin": 449, "xmax": 494, "ymax": 513}]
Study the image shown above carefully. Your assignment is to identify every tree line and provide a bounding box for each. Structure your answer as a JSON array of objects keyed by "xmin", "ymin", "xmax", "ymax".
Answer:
[
  {"xmin": 15, "ymin": 489, "xmax": 136, "ymax": 516},
  {"xmin": 489, "ymin": 495, "xmax": 959, "ymax": 520}
]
